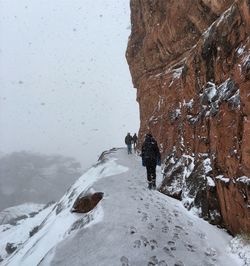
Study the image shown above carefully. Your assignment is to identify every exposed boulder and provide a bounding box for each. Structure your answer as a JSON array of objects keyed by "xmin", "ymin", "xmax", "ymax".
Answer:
[
  {"xmin": 5, "ymin": 243, "xmax": 17, "ymax": 255},
  {"xmin": 29, "ymin": 226, "xmax": 39, "ymax": 237},
  {"xmin": 71, "ymin": 192, "xmax": 104, "ymax": 213}
]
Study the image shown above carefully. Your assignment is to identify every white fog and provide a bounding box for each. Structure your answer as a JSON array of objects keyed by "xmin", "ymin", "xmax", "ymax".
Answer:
[{"xmin": 0, "ymin": 0, "xmax": 139, "ymax": 169}]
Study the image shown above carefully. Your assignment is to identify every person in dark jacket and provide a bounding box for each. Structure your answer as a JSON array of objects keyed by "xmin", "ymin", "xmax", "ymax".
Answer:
[
  {"xmin": 125, "ymin": 133, "xmax": 133, "ymax": 154},
  {"xmin": 141, "ymin": 133, "xmax": 161, "ymax": 189},
  {"xmin": 132, "ymin": 133, "xmax": 138, "ymax": 150}
]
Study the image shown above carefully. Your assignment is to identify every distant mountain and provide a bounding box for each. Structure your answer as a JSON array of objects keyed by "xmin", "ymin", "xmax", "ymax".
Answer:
[{"xmin": 0, "ymin": 151, "xmax": 82, "ymax": 211}]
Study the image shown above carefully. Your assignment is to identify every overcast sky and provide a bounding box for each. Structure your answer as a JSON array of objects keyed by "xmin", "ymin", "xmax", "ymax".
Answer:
[{"xmin": 0, "ymin": 0, "xmax": 139, "ymax": 168}]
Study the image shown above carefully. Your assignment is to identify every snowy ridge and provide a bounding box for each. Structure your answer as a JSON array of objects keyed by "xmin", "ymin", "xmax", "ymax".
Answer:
[
  {"xmin": 0, "ymin": 149, "xmax": 128, "ymax": 265},
  {"xmin": 0, "ymin": 149, "xmax": 247, "ymax": 265}
]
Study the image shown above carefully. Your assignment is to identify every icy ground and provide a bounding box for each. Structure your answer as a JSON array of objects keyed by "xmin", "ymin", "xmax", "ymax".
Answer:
[{"xmin": 0, "ymin": 148, "xmax": 248, "ymax": 266}]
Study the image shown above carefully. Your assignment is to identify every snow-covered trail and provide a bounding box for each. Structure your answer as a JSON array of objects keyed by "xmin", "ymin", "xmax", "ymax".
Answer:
[{"xmin": 45, "ymin": 148, "xmax": 240, "ymax": 266}]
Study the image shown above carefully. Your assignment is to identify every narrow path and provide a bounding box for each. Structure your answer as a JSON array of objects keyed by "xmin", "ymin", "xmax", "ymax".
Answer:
[{"xmin": 49, "ymin": 149, "xmax": 240, "ymax": 266}]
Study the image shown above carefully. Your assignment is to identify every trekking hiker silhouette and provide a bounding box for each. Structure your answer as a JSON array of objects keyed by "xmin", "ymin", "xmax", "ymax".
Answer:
[
  {"xmin": 132, "ymin": 133, "xmax": 138, "ymax": 151},
  {"xmin": 125, "ymin": 133, "xmax": 133, "ymax": 154},
  {"xmin": 141, "ymin": 133, "xmax": 161, "ymax": 189}
]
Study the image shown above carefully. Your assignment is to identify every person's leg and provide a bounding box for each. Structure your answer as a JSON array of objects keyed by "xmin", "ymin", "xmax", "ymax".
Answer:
[
  {"xmin": 151, "ymin": 161, "xmax": 157, "ymax": 189},
  {"xmin": 128, "ymin": 144, "xmax": 132, "ymax": 154},
  {"xmin": 148, "ymin": 160, "xmax": 156, "ymax": 189},
  {"xmin": 127, "ymin": 145, "xmax": 129, "ymax": 154},
  {"xmin": 145, "ymin": 160, "xmax": 152, "ymax": 189}
]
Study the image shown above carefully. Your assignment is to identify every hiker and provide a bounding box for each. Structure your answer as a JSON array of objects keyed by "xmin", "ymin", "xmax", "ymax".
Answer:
[
  {"xmin": 141, "ymin": 133, "xmax": 161, "ymax": 189},
  {"xmin": 132, "ymin": 133, "xmax": 138, "ymax": 150},
  {"xmin": 125, "ymin": 133, "xmax": 133, "ymax": 154}
]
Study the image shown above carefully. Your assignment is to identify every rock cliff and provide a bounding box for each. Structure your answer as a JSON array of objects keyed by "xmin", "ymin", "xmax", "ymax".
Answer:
[{"xmin": 126, "ymin": 0, "xmax": 250, "ymax": 234}]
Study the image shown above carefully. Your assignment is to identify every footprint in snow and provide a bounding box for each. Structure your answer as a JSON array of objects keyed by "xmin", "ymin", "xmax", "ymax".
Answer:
[
  {"xmin": 184, "ymin": 243, "xmax": 196, "ymax": 252},
  {"xmin": 141, "ymin": 236, "xmax": 149, "ymax": 247},
  {"xmin": 160, "ymin": 210, "xmax": 167, "ymax": 217},
  {"xmin": 173, "ymin": 210, "xmax": 179, "ymax": 217},
  {"xmin": 175, "ymin": 225, "xmax": 183, "ymax": 231},
  {"xmin": 129, "ymin": 226, "xmax": 137, "ymax": 235},
  {"xmin": 131, "ymin": 195, "xmax": 136, "ymax": 200},
  {"xmin": 149, "ymin": 239, "xmax": 158, "ymax": 250},
  {"xmin": 154, "ymin": 204, "xmax": 161, "ymax": 210},
  {"xmin": 174, "ymin": 225, "xmax": 185, "ymax": 235},
  {"xmin": 167, "ymin": 217, "xmax": 172, "ymax": 224},
  {"xmin": 163, "ymin": 246, "xmax": 175, "ymax": 258},
  {"xmin": 158, "ymin": 202, "xmax": 165, "ymax": 209},
  {"xmin": 148, "ymin": 256, "xmax": 158, "ymax": 266},
  {"xmin": 173, "ymin": 233, "xmax": 180, "ymax": 240},
  {"xmin": 133, "ymin": 240, "xmax": 141, "ymax": 248},
  {"xmin": 147, "ymin": 223, "xmax": 154, "ymax": 230},
  {"xmin": 187, "ymin": 220, "xmax": 193, "ymax": 226},
  {"xmin": 198, "ymin": 232, "xmax": 206, "ymax": 240},
  {"xmin": 144, "ymin": 203, "xmax": 150, "ymax": 209},
  {"xmin": 148, "ymin": 256, "xmax": 168, "ymax": 266},
  {"xmin": 155, "ymin": 215, "xmax": 160, "ymax": 222},
  {"xmin": 168, "ymin": 240, "xmax": 176, "ymax": 251},
  {"xmin": 141, "ymin": 212, "xmax": 148, "ymax": 222},
  {"xmin": 204, "ymin": 247, "xmax": 217, "ymax": 257},
  {"xmin": 161, "ymin": 220, "xmax": 167, "ymax": 226},
  {"xmin": 162, "ymin": 226, "xmax": 169, "ymax": 233},
  {"xmin": 120, "ymin": 256, "xmax": 130, "ymax": 266},
  {"xmin": 174, "ymin": 261, "xmax": 184, "ymax": 266},
  {"xmin": 158, "ymin": 260, "xmax": 168, "ymax": 266}
]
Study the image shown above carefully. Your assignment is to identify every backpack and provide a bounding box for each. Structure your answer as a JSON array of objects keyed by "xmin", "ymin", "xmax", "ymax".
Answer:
[{"xmin": 142, "ymin": 138, "xmax": 159, "ymax": 160}]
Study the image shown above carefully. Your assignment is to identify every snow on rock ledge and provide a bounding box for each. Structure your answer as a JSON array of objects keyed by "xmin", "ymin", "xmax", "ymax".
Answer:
[{"xmin": 159, "ymin": 153, "xmax": 221, "ymax": 225}]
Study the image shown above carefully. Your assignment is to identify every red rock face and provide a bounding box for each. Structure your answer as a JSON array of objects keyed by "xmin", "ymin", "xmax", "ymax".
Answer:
[{"xmin": 127, "ymin": 0, "xmax": 250, "ymax": 234}]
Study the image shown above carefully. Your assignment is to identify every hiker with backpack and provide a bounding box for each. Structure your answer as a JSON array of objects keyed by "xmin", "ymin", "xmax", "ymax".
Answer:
[
  {"xmin": 141, "ymin": 133, "xmax": 161, "ymax": 189},
  {"xmin": 125, "ymin": 133, "xmax": 133, "ymax": 154}
]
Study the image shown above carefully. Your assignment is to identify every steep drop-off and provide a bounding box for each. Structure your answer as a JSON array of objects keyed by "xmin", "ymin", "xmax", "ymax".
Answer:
[{"xmin": 126, "ymin": 0, "xmax": 250, "ymax": 234}]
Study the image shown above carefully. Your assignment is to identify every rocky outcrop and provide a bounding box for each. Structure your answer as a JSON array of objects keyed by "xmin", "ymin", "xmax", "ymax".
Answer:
[
  {"xmin": 71, "ymin": 192, "xmax": 104, "ymax": 213},
  {"xmin": 126, "ymin": 0, "xmax": 250, "ymax": 234},
  {"xmin": 5, "ymin": 243, "xmax": 17, "ymax": 255}
]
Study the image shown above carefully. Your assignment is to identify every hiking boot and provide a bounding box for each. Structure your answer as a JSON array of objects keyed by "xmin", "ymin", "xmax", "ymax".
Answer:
[{"xmin": 152, "ymin": 178, "xmax": 156, "ymax": 190}]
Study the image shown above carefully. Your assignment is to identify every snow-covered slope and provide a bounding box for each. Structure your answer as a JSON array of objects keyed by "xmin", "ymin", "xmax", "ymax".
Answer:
[
  {"xmin": 0, "ymin": 149, "xmax": 248, "ymax": 265},
  {"xmin": 0, "ymin": 203, "xmax": 45, "ymax": 225}
]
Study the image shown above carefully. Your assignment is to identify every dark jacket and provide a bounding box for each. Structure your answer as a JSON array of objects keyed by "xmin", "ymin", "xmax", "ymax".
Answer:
[
  {"xmin": 132, "ymin": 134, "xmax": 138, "ymax": 143},
  {"xmin": 141, "ymin": 134, "xmax": 161, "ymax": 163},
  {"xmin": 125, "ymin": 134, "xmax": 133, "ymax": 145}
]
